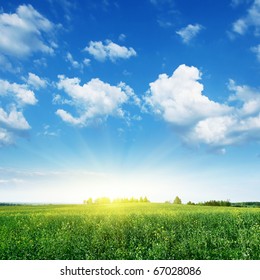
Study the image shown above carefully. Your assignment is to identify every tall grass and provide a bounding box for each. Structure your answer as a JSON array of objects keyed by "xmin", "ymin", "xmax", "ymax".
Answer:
[{"xmin": 0, "ymin": 204, "xmax": 259, "ymax": 259}]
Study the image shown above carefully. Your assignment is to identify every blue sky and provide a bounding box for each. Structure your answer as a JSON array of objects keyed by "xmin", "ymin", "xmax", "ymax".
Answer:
[{"xmin": 1, "ymin": 0, "xmax": 260, "ymax": 203}]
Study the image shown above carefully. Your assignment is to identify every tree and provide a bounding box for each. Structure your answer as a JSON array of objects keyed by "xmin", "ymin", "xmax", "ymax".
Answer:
[
  {"xmin": 83, "ymin": 198, "xmax": 93, "ymax": 204},
  {"xmin": 187, "ymin": 201, "xmax": 195, "ymax": 205},
  {"xmin": 95, "ymin": 197, "xmax": 111, "ymax": 204},
  {"xmin": 173, "ymin": 196, "xmax": 182, "ymax": 204},
  {"xmin": 87, "ymin": 198, "xmax": 93, "ymax": 204}
]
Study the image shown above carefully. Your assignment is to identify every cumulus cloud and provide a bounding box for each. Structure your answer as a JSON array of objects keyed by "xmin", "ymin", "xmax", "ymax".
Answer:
[
  {"xmin": 232, "ymin": 0, "xmax": 260, "ymax": 36},
  {"xmin": 0, "ymin": 4, "xmax": 57, "ymax": 58},
  {"xmin": 0, "ymin": 79, "xmax": 37, "ymax": 105},
  {"xmin": 27, "ymin": 72, "xmax": 47, "ymax": 89},
  {"xmin": 145, "ymin": 64, "xmax": 260, "ymax": 151},
  {"xmin": 228, "ymin": 79, "xmax": 260, "ymax": 115},
  {"xmin": 176, "ymin": 24, "xmax": 203, "ymax": 44},
  {"xmin": 0, "ymin": 74, "xmax": 43, "ymax": 147},
  {"xmin": 55, "ymin": 75, "xmax": 140, "ymax": 126},
  {"xmin": 0, "ymin": 107, "xmax": 30, "ymax": 130},
  {"xmin": 0, "ymin": 107, "xmax": 31, "ymax": 146},
  {"xmin": 84, "ymin": 40, "xmax": 136, "ymax": 62},
  {"xmin": 145, "ymin": 64, "xmax": 230, "ymax": 126}
]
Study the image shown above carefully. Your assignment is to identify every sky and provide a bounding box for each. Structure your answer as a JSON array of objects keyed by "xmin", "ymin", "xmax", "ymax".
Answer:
[{"xmin": 1, "ymin": 0, "xmax": 260, "ymax": 203}]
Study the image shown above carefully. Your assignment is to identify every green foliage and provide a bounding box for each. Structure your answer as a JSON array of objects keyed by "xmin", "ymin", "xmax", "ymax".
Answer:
[
  {"xmin": 83, "ymin": 198, "xmax": 93, "ymax": 204},
  {"xmin": 173, "ymin": 196, "xmax": 182, "ymax": 204},
  {"xmin": 232, "ymin": 202, "xmax": 260, "ymax": 208},
  {"xmin": 84, "ymin": 197, "xmax": 151, "ymax": 204},
  {"xmin": 187, "ymin": 201, "xmax": 195, "ymax": 205},
  {"xmin": 94, "ymin": 197, "xmax": 111, "ymax": 204},
  {"xmin": 198, "ymin": 200, "xmax": 231, "ymax": 207},
  {"xmin": 0, "ymin": 204, "xmax": 259, "ymax": 260}
]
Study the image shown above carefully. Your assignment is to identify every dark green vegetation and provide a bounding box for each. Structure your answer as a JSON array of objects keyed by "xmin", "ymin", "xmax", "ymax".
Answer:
[
  {"xmin": 83, "ymin": 196, "xmax": 150, "ymax": 204},
  {"xmin": 0, "ymin": 204, "xmax": 259, "ymax": 260}
]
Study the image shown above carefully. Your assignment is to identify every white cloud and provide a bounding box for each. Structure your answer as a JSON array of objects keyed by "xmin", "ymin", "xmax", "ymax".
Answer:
[
  {"xmin": 83, "ymin": 58, "xmax": 91, "ymax": 66},
  {"xmin": 48, "ymin": 0, "xmax": 76, "ymax": 22},
  {"xmin": 56, "ymin": 109, "xmax": 83, "ymax": 125},
  {"xmin": 55, "ymin": 75, "xmax": 140, "ymax": 126},
  {"xmin": 0, "ymin": 4, "xmax": 57, "ymax": 58},
  {"xmin": 0, "ymin": 107, "xmax": 30, "ymax": 130},
  {"xmin": 0, "ymin": 75, "xmax": 42, "ymax": 147},
  {"xmin": 187, "ymin": 113, "xmax": 260, "ymax": 148},
  {"xmin": 251, "ymin": 44, "xmax": 260, "ymax": 61},
  {"xmin": 0, "ymin": 79, "xmax": 37, "ymax": 105},
  {"xmin": 145, "ymin": 64, "xmax": 230, "ymax": 126},
  {"xmin": 0, "ymin": 106, "xmax": 31, "ymax": 146},
  {"xmin": 157, "ymin": 19, "xmax": 173, "ymax": 28},
  {"xmin": 66, "ymin": 52, "xmax": 82, "ymax": 69},
  {"xmin": 38, "ymin": 124, "xmax": 59, "ymax": 137},
  {"xmin": 27, "ymin": 72, "xmax": 47, "ymax": 89},
  {"xmin": 233, "ymin": 19, "xmax": 248, "ymax": 34},
  {"xmin": 84, "ymin": 40, "xmax": 136, "ymax": 62},
  {"xmin": 145, "ymin": 64, "xmax": 260, "ymax": 151},
  {"xmin": 0, "ymin": 178, "xmax": 25, "ymax": 184},
  {"xmin": 228, "ymin": 79, "xmax": 260, "ymax": 115},
  {"xmin": 0, "ymin": 128, "xmax": 13, "ymax": 146},
  {"xmin": 118, "ymin": 33, "xmax": 126, "ymax": 41},
  {"xmin": 187, "ymin": 116, "xmax": 237, "ymax": 147},
  {"xmin": 150, "ymin": 0, "xmax": 174, "ymax": 6},
  {"xmin": 231, "ymin": 0, "xmax": 245, "ymax": 7},
  {"xmin": 176, "ymin": 24, "xmax": 203, "ymax": 44},
  {"xmin": 33, "ymin": 57, "xmax": 47, "ymax": 67},
  {"xmin": 232, "ymin": 0, "xmax": 260, "ymax": 35},
  {"xmin": 66, "ymin": 52, "xmax": 91, "ymax": 70},
  {"xmin": 0, "ymin": 54, "xmax": 20, "ymax": 73}
]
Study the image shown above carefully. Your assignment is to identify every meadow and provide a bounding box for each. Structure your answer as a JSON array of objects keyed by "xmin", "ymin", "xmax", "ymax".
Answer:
[{"xmin": 0, "ymin": 203, "xmax": 259, "ymax": 260}]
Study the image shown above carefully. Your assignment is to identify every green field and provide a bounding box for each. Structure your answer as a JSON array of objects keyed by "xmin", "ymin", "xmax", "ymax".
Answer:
[{"xmin": 0, "ymin": 203, "xmax": 259, "ymax": 260}]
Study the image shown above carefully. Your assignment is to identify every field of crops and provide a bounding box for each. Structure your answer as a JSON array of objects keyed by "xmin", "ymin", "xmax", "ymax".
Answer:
[{"xmin": 0, "ymin": 203, "xmax": 259, "ymax": 260}]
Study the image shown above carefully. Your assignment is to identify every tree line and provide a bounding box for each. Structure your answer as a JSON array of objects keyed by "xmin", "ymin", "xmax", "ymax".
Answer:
[
  {"xmin": 83, "ymin": 196, "xmax": 245, "ymax": 207},
  {"xmin": 83, "ymin": 196, "xmax": 150, "ymax": 205}
]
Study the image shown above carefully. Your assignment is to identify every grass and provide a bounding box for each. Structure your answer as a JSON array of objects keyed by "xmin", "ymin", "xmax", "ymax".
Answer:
[{"xmin": 0, "ymin": 203, "xmax": 259, "ymax": 260}]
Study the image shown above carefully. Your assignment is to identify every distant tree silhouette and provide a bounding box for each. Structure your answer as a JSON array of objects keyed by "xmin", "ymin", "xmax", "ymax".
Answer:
[
  {"xmin": 84, "ymin": 196, "xmax": 151, "ymax": 204},
  {"xmin": 83, "ymin": 198, "xmax": 93, "ymax": 204},
  {"xmin": 95, "ymin": 197, "xmax": 111, "ymax": 204},
  {"xmin": 187, "ymin": 201, "xmax": 195, "ymax": 205},
  {"xmin": 198, "ymin": 200, "xmax": 231, "ymax": 207},
  {"xmin": 173, "ymin": 196, "xmax": 182, "ymax": 204}
]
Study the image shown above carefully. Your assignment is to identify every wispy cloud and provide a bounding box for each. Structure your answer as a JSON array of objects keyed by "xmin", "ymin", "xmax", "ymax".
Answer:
[
  {"xmin": 66, "ymin": 52, "xmax": 82, "ymax": 69},
  {"xmin": 251, "ymin": 44, "xmax": 260, "ymax": 61},
  {"xmin": 176, "ymin": 24, "xmax": 203, "ymax": 44},
  {"xmin": 232, "ymin": 0, "xmax": 260, "ymax": 36}
]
